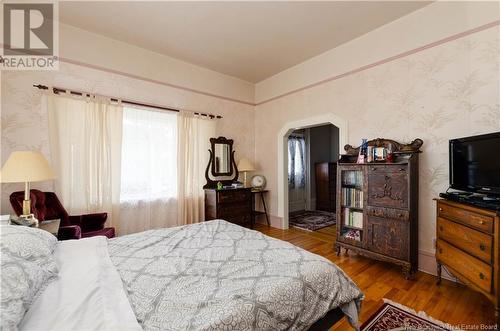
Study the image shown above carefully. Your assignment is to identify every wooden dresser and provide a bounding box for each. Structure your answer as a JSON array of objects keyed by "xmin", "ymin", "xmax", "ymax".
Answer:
[
  {"xmin": 204, "ymin": 188, "xmax": 253, "ymax": 228},
  {"xmin": 315, "ymin": 162, "xmax": 337, "ymax": 212},
  {"xmin": 436, "ymin": 199, "xmax": 499, "ymax": 320}
]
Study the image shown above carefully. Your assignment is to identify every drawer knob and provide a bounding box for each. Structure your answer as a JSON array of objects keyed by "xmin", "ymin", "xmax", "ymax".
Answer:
[
  {"xmin": 399, "ymin": 168, "xmax": 406, "ymax": 171},
  {"xmin": 479, "ymin": 243, "xmax": 486, "ymax": 251},
  {"xmin": 478, "ymin": 220, "xmax": 485, "ymax": 225},
  {"xmin": 479, "ymin": 272, "xmax": 485, "ymax": 280},
  {"xmin": 439, "ymin": 208, "xmax": 443, "ymax": 212}
]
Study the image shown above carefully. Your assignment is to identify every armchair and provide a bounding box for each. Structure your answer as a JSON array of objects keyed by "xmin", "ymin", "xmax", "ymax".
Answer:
[{"xmin": 10, "ymin": 190, "xmax": 115, "ymax": 240}]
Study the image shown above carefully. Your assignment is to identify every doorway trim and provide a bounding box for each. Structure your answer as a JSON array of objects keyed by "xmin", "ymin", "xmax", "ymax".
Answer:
[{"xmin": 277, "ymin": 113, "xmax": 348, "ymax": 229}]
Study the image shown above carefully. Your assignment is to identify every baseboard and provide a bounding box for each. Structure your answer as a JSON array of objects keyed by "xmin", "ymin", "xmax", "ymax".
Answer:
[
  {"xmin": 418, "ymin": 249, "xmax": 456, "ymax": 282},
  {"xmin": 255, "ymin": 214, "xmax": 285, "ymax": 229}
]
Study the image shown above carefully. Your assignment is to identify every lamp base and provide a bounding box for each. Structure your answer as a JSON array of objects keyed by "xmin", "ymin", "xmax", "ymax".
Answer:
[
  {"xmin": 10, "ymin": 214, "xmax": 38, "ymax": 227},
  {"xmin": 22, "ymin": 199, "xmax": 31, "ymax": 216}
]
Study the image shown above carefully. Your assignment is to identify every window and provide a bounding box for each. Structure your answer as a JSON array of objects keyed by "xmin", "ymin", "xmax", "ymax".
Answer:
[
  {"xmin": 288, "ymin": 135, "xmax": 306, "ymax": 189},
  {"xmin": 120, "ymin": 106, "xmax": 177, "ymax": 202}
]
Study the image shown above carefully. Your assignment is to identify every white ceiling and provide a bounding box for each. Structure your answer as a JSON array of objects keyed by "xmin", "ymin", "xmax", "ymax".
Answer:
[{"xmin": 60, "ymin": 1, "xmax": 431, "ymax": 83}]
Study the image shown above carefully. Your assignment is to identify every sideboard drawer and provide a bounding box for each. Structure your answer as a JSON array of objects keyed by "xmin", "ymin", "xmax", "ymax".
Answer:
[
  {"xmin": 218, "ymin": 190, "xmax": 251, "ymax": 204},
  {"xmin": 218, "ymin": 203, "xmax": 250, "ymax": 218},
  {"xmin": 436, "ymin": 239, "xmax": 492, "ymax": 293},
  {"xmin": 437, "ymin": 217, "xmax": 492, "ymax": 263},
  {"xmin": 438, "ymin": 202, "xmax": 494, "ymax": 234},
  {"xmin": 228, "ymin": 214, "xmax": 251, "ymax": 226}
]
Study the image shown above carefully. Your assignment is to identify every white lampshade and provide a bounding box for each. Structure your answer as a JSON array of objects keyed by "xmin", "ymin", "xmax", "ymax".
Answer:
[
  {"xmin": 237, "ymin": 158, "xmax": 255, "ymax": 172},
  {"xmin": 1, "ymin": 151, "xmax": 55, "ymax": 183}
]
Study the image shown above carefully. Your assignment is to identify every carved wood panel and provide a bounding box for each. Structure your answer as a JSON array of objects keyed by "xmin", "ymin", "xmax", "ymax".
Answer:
[
  {"xmin": 367, "ymin": 166, "xmax": 409, "ymax": 209},
  {"xmin": 367, "ymin": 215, "xmax": 409, "ymax": 261}
]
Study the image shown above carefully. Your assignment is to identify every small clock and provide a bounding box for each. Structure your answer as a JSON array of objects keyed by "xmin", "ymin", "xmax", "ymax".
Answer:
[{"xmin": 251, "ymin": 175, "xmax": 266, "ymax": 189}]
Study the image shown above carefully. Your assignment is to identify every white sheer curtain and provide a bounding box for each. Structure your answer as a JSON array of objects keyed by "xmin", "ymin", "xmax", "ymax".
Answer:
[
  {"xmin": 48, "ymin": 94, "xmax": 217, "ymax": 235},
  {"xmin": 177, "ymin": 112, "xmax": 216, "ymax": 225},
  {"xmin": 288, "ymin": 135, "xmax": 306, "ymax": 189},
  {"xmin": 119, "ymin": 106, "xmax": 178, "ymax": 235},
  {"xmin": 47, "ymin": 93, "xmax": 123, "ymax": 231}
]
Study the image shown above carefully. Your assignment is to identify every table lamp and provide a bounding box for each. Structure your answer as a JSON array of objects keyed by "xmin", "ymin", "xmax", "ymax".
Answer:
[
  {"xmin": 237, "ymin": 158, "xmax": 255, "ymax": 187},
  {"xmin": 1, "ymin": 151, "xmax": 56, "ymax": 220}
]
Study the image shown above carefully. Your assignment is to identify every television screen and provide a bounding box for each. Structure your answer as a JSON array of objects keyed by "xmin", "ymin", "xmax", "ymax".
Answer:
[{"xmin": 450, "ymin": 132, "xmax": 500, "ymax": 196}]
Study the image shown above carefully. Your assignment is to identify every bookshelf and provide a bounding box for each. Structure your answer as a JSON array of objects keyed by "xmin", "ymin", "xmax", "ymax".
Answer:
[
  {"xmin": 335, "ymin": 138, "xmax": 422, "ymax": 278},
  {"xmin": 339, "ymin": 167, "xmax": 365, "ymax": 244}
]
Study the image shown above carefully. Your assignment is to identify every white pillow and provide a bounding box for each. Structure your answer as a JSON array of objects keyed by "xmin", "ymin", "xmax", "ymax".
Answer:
[
  {"xmin": 1, "ymin": 225, "xmax": 58, "ymax": 270},
  {"xmin": 0, "ymin": 226, "xmax": 59, "ymax": 330}
]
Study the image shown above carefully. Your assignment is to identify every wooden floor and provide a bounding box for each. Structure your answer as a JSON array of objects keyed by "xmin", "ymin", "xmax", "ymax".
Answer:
[{"xmin": 254, "ymin": 223, "xmax": 496, "ymax": 330}]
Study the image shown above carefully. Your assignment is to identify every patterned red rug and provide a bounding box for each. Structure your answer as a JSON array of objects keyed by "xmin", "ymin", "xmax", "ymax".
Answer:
[
  {"xmin": 289, "ymin": 210, "xmax": 336, "ymax": 231},
  {"xmin": 362, "ymin": 299, "xmax": 458, "ymax": 331}
]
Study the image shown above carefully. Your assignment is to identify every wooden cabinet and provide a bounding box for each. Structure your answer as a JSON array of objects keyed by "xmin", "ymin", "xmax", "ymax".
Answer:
[
  {"xmin": 315, "ymin": 162, "xmax": 337, "ymax": 212},
  {"xmin": 436, "ymin": 199, "xmax": 499, "ymax": 321},
  {"xmin": 335, "ymin": 143, "xmax": 420, "ymax": 278},
  {"xmin": 204, "ymin": 188, "xmax": 253, "ymax": 228}
]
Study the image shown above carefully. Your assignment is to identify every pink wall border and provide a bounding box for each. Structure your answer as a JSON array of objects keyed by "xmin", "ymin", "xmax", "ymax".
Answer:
[
  {"xmin": 255, "ymin": 20, "xmax": 500, "ymax": 106},
  {"xmin": 2, "ymin": 20, "xmax": 498, "ymax": 107},
  {"xmin": 57, "ymin": 57, "xmax": 256, "ymax": 106}
]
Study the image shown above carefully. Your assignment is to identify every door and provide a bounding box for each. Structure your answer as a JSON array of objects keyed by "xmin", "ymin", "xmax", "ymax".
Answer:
[
  {"xmin": 366, "ymin": 215, "xmax": 409, "ymax": 261},
  {"xmin": 367, "ymin": 165, "xmax": 409, "ymax": 210}
]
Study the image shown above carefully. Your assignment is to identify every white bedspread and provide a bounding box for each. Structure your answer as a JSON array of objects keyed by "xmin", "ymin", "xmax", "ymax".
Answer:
[{"xmin": 19, "ymin": 236, "xmax": 141, "ymax": 331}]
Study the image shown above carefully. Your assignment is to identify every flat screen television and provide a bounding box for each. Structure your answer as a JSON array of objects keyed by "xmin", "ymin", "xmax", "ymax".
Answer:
[{"xmin": 449, "ymin": 132, "xmax": 500, "ymax": 196}]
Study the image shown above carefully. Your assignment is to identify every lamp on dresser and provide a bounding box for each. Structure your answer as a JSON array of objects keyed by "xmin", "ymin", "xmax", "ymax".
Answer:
[
  {"xmin": 1, "ymin": 151, "xmax": 55, "ymax": 224},
  {"xmin": 237, "ymin": 158, "xmax": 255, "ymax": 187}
]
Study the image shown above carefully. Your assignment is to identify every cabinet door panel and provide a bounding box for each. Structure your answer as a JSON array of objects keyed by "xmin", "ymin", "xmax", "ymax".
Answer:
[
  {"xmin": 367, "ymin": 166, "xmax": 408, "ymax": 209},
  {"xmin": 367, "ymin": 215, "xmax": 409, "ymax": 261}
]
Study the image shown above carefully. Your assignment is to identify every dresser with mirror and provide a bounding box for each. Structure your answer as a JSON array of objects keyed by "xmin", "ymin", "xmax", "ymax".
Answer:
[{"xmin": 203, "ymin": 137, "xmax": 254, "ymax": 228}]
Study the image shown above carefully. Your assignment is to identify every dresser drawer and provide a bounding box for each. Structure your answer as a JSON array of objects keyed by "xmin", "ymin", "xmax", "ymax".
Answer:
[
  {"xmin": 218, "ymin": 203, "xmax": 250, "ymax": 218},
  {"xmin": 437, "ymin": 217, "xmax": 492, "ymax": 263},
  {"xmin": 438, "ymin": 202, "xmax": 494, "ymax": 233},
  {"xmin": 367, "ymin": 206, "xmax": 409, "ymax": 221},
  {"xmin": 436, "ymin": 239, "xmax": 492, "ymax": 293},
  {"xmin": 227, "ymin": 214, "xmax": 251, "ymax": 225},
  {"xmin": 217, "ymin": 190, "xmax": 251, "ymax": 204}
]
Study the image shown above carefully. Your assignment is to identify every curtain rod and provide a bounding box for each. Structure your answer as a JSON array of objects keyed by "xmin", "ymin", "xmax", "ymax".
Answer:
[{"xmin": 33, "ymin": 84, "xmax": 223, "ymax": 119}]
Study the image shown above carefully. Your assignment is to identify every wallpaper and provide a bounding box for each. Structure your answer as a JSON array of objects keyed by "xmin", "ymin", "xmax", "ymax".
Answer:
[
  {"xmin": 1, "ymin": 62, "xmax": 255, "ymax": 213},
  {"xmin": 254, "ymin": 26, "xmax": 500, "ymax": 253}
]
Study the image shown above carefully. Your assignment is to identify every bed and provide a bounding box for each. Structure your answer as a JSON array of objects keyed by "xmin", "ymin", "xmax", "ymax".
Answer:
[{"xmin": 3, "ymin": 220, "xmax": 363, "ymax": 331}]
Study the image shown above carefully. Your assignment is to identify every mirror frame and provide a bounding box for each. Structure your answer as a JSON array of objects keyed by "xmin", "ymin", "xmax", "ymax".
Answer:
[
  {"xmin": 204, "ymin": 136, "xmax": 239, "ymax": 189},
  {"xmin": 211, "ymin": 137, "xmax": 234, "ymax": 176}
]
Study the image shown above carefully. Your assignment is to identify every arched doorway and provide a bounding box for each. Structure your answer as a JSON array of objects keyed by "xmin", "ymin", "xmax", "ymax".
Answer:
[{"xmin": 277, "ymin": 113, "xmax": 348, "ymax": 229}]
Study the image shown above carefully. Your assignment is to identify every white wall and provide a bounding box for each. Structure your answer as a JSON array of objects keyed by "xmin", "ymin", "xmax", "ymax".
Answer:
[
  {"xmin": 255, "ymin": 1, "xmax": 500, "ymax": 103},
  {"xmin": 254, "ymin": 1, "xmax": 500, "ymax": 275},
  {"xmin": 60, "ymin": 24, "xmax": 255, "ymax": 104}
]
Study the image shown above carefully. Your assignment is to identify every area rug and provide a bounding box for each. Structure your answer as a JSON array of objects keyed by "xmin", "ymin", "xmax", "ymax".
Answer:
[
  {"xmin": 289, "ymin": 210, "xmax": 336, "ymax": 231},
  {"xmin": 361, "ymin": 299, "xmax": 459, "ymax": 331}
]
